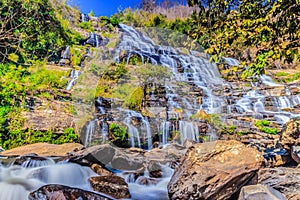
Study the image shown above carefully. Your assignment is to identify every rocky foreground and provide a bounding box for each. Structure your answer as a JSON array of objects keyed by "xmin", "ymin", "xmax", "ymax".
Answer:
[{"xmin": 1, "ymin": 117, "xmax": 300, "ymax": 199}]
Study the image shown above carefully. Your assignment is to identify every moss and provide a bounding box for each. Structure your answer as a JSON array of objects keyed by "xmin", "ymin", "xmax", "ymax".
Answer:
[{"xmin": 124, "ymin": 87, "xmax": 143, "ymax": 111}]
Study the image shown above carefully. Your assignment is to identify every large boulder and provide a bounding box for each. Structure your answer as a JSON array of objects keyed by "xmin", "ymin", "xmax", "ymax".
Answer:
[
  {"xmin": 0, "ymin": 143, "xmax": 83, "ymax": 157},
  {"xmin": 280, "ymin": 117, "xmax": 300, "ymax": 151},
  {"xmin": 167, "ymin": 140, "xmax": 264, "ymax": 200},
  {"xmin": 68, "ymin": 144, "xmax": 116, "ymax": 167},
  {"xmin": 238, "ymin": 184, "xmax": 286, "ymax": 200},
  {"xmin": 258, "ymin": 167, "xmax": 300, "ymax": 199},
  {"xmin": 29, "ymin": 184, "xmax": 115, "ymax": 200},
  {"xmin": 89, "ymin": 175, "xmax": 130, "ymax": 199}
]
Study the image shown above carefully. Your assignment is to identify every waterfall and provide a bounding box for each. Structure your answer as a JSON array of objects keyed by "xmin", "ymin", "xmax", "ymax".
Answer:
[
  {"xmin": 96, "ymin": 97, "xmax": 106, "ymax": 114},
  {"xmin": 20, "ymin": 157, "xmax": 55, "ymax": 168},
  {"xmin": 278, "ymin": 96, "xmax": 291, "ymax": 109},
  {"xmin": 122, "ymin": 109, "xmax": 152, "ymax": 149},
  {"xmin": 116, "ymin": 24, "xmax": 225, "ymax": 114},
  {"xmin": 179, "ymin": 121, "xmax": 199, "ymax": 144},
  {"xmin": 80, "ymin": 13, "xmax": 90, "ymax": 22},
  {"xmin": 101, "ymin": 120, "xmax": 109, "ymax": 143},
  {"xmin": 118, "ymin": 164, "xmax": 174, "ymax": 200},
  {"xmin": 86, "ymin": 32, "xmax": 102, "ymax": 47},
  {"xmin": 61, "ymin": 46, "xmax": 70, "ymax": 59},
  {"xmin": 84, "ymin": 120, "xmax": 96, "ymax": 147},
  {"xmin": 160, "ymin": 121, "xmax": 170, "ymax": 145},
  {"xmin": 223, "ymin": 57, "xmax": 240, "ymax": 66},
  {"xmin": 66, "ymin": 70, "xmax": 80, "ymax": 90}
]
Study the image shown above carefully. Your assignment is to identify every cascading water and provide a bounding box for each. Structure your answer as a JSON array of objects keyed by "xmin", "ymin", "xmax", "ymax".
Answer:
[
  {"xmin": 0, "ymin": 159, "xmax": 96, "ymax": 200},
  {"xmin": 61, "ymin": 46, "xmax": 71, "ymax": 60},
  {"xmin": 84, "ymin": 119, "xmax": 96, "ymax": 147},
  {"xmin": 114, "ymin": 24, "xmax": 227, "ymax": 147},
  {"xmin": 86, "ymin": 32, "xmax": 102, "ymax": 47},
  {"xmin": 66, "ymin": 69, "xmax": 80, "ymax": 90},
  {"xmin": 80, "ymin": 13, "xmax": 90, "ymax": 22},
  {"xmin": 122, "ymin": 109, "xmax": 152, "ymax": 149},
  {"xmin": 119, "ymin": 164, "xmax": 174, "ymax": 200}
]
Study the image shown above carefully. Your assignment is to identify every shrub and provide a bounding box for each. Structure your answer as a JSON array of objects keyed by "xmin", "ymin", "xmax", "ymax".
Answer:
[
  {"xmin": 255, "ymin": 120, "xmax": 270, "ymax": 128},
  {"xmin": 109, "ymin": 123, "xmax": 128, "ymax": 147}
]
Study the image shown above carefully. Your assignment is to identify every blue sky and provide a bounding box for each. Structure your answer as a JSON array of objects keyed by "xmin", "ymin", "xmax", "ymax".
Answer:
[{"xmin": 70, "ymin": 0, "xmax": 141, "ymax": 16}]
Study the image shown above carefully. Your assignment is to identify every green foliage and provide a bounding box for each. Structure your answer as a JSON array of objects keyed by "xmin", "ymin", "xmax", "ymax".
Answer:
[
  {"xmin": 0, "ymin": 0, "xmax": 80, "ymax": 63},
  {"xmin": 124, "ymin": 87, "xmax": 144, "ymax": 111},
  {"xmin": 109, "ymin": 16, "xmax": 120, "ymax": 26},
  {"xmin": 0, "ymin": 108, "xmax": 78, "ymax": 149},
  {"xmin": 78, "ymin": 21, "xmax": 94, "ymax": 31},
  {"xmin": 135, "ymin": 64, "xmax": 171, "ymax": 87},
  {"xmin": 102, "ymin": 63, "xmax": 128, "ymax": 81},
  {"xmin": 236, "ymin": 130, "xmax": 249, "ymax": 136},
  {"xmin": 0, "ymin": 61, "xmax": 76, "ymax": 149},
  {"xmin": 70, "ymin": 46, "xmax": 85, "ymax": 66},
  {"xmin": 206, "ymin": 114, "xmax": 222, "ymax": 131},
  {"xmin": 274, "ymin": 71, "xmax": 300, "ymax": 83},
  {"xmin": 221, "ymin": 125, "xmax": 236, "ymax": 135},
  {"xmin": 109, "ymin": 123, "xmax": 128, "ymax": 147},
  {"xmin": 260, "ymin": 127, "xmax": 278, "ymax": 135},
  {"xmin": 254, "ymin": 119, "xmax": 278, "ymax": 135},
  {"xmin": 254, "ymin": 120, "xmax": 271, "ymax": 128}
]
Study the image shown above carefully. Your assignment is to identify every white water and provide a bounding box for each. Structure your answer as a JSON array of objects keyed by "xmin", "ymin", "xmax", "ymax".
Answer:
[
  {"xmin": 61, "ymin": 46, "xmax": 70, "ymax": 59},
  {"xmin": 260, "ymin": 75, "xmax": 282, "ymax": 87},
  {"xmin": 117, "ymin": 24, "xmax": 224, "ymax": 115},
  {"xmin": 66, "ymin": 69, "xmax": 80, "ymax": 90},
  {"xmin": 119, "ymin": 164, "xmax": 174, "ymax": 200},
  {"xmin": 123, "ymin": 109, "xmax": 152, "ymax": 149},
  {"xmin": 84, "ymin": 119, "xmax": 96, "ymax": 147},
  {"xmin": 179, "ymin": 121, "xmax": 199, "ymax": 145},
  {"xmin": 0, "ymin": 161, "xmax": 96, "ymax": 200},
  {"xmin": 81, "ymin": 13, "xmax": 89, "ymax": 22}
]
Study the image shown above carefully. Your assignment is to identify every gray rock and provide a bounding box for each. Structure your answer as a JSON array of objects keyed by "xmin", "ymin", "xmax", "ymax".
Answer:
[
  {"xmin": 238, "ymin": 184, "xmax": 286, "ymax": 200},
  {"xmin": 291, "ymin": 146, "xmax": 300, "ymax": 163},
  {"xmin": 69, "ymin": 144, "xmax": 116, "ymax": 167},
  {"xmin": 258, "ymin": 167, "xmax": 300, "ymax": 199}
]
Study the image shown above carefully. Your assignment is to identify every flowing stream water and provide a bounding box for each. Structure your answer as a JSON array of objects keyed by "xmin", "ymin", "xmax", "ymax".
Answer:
[{"xmin": 0, "ymin": 158, "xmax": 96, "ymax": 200}]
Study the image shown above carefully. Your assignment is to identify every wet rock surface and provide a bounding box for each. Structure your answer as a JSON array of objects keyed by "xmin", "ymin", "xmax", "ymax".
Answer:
[
  {"xmin": 89, "ymin": 175, "xmax": 130, "ymax": 199},
  {"xmin": 167, "ymin": 140, "xmax": 264, "ymax": 200},
  {"xmin": 29, "ymin": 184, "xmax": 115, "ymax": 200}
]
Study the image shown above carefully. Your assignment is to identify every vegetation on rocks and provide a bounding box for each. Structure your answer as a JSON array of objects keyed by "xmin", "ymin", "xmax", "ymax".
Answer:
[
  {"xmin": 0, "ymin": 0, "xmax": 82, "ymax": 149},
  {"xmin": 109, "ymin": 123, "xmax": 129, "ymax": 147}
]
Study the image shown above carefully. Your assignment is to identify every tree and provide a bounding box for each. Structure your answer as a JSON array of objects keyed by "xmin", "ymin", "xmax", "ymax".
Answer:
[{"xmin": 0, "ymin": 0, "xmax": 72, "ymax": 63}]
